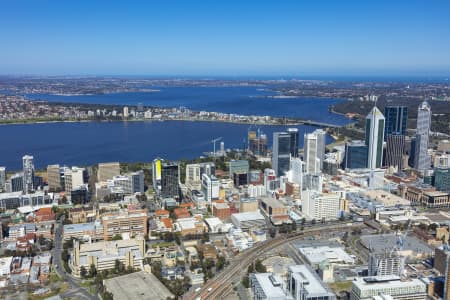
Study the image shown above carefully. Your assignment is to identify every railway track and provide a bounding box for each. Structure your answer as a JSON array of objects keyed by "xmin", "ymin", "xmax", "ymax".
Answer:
[{"xmin": 185, "ymin": 222, "xmax": 364, "ymax": 300}]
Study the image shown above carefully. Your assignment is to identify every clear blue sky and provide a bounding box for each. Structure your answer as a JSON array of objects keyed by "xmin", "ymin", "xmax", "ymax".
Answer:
[{"xmin": 1, "ymin": 0, "xmax": 450, "ymax": 77}]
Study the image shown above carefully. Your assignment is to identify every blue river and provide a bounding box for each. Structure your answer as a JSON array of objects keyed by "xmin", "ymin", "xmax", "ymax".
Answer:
[
  {"xmin": 1, "ymin": 86, "xmax": 348, "ymax": 170},
  {"xmin": 0, "ymin": 121, "xmax": 333, "ymax": 170}
]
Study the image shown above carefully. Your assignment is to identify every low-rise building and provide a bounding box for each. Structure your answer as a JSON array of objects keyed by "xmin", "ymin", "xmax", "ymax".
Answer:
[
  {"xmin": 250, "ymin": 272, "xmax": 293, "ymax": 300},
  {"xmin": 350, "ymin": 276, "xmax": 427, "ymax": 300},
  {"xmin": 70, "ymin": 238, "xmax": 145, "ymax": 277},
  {"xmin": 287, "ymin": 265, "xmax": 336, "ymax": 300},
  {"xmin": 231, "ymin": 211, "xmax": 266, "ymax": 231}
]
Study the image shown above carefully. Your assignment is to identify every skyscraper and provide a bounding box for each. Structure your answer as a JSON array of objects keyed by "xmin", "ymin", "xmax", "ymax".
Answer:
[
  {"xmin": 303, "ymin": 129, "xmax": 325, "ymax": 174},
  {"xmin": 384, "ymin": 106, "xmax": 408, "ymax": 138},
  {"xmin": 0, "ymin": 167, "xmax": 6, "ymax": 191},
  {"xmin": 344, "ymin": 140, "xmax": 368, "ymax": 169},
  {"xmin": 365, "ymin": 107, "xmax": 385, "ymax": 169},
  {"xmin": 272, "ymin": 132, "xmax": 292, "ymax": 176},
  {"xmin": 161, "ymin": 162, "xmax": 179, "ymax": 199},
  {"xmin": 414, "ymin": 101, "xmax": 432, "ymax": 173},
  {"xmin": 22, "ymin": 155, "xmax": 35, "ymax": 193},
  {"xmin": 287, "ymin": 128, "xmax": 299, "ymax": 158},
  {"xmin": 384, "ymin": 106, "xmax": 408, "ymax": 170},
  {"xmin": 385, "ymin": 134, "xmax": 405, "ymax": 170}
]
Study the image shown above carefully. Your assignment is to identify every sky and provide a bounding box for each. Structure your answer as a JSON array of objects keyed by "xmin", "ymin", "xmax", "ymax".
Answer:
[{"xmin": 1, "ymin": 0, "xmax": 450, "ymax": 77}]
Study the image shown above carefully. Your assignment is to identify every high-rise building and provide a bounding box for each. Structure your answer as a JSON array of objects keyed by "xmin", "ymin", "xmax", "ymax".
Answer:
[
  {"xmin": 385, "ymin": 134, "xmax": 406, "ymax": 170},
  {"xmin": 98, "ymin": 162, "xmax": 121, "ymax": 182},
  {"xmin": 304, "ymin": 131, "xmax": 325, "ymax": 174},
  {"xmin": 384, "ymin": 106, "xmax": 407, "ymax": 170},
  {"xmin": 22, "ymin": 155, "xmax": 35, "ymax": 193},
  {"xmin": 0, "ymin": 167, "xmax": 6, "ymax": 191},
  {"xmin": 123, "ymin": 106, "xmax": 129, "ymax": 118},
  {"xmin": 199, "ymin": 162, "xmax": 215, "ymax": 177},
  {"xmin": 289, "ymin": 157, "xmax": 305, "ymax": 186},
  {"xmin": 248, "ymin": 130, "xmax": 268, "ymax": 156},
  {"xmin": 414, "ymin": 101, "xmax": 432, "ymax": 173},
  {"xmin": 130, "ymin": 170, "xmax": 145, "ymax": 194},
  {"xmin": 10, "ymin": 173, "xmax": 24, "ymax": 192},
  {"xmin": 47, "ymin": 164, "xmax": 62, "ymax": 191},
  {"xmin": 64, "ymin": 167, "xmax": 85, "ymax": 193},
  {"xmin": 384, "ymin": 106, "xmax": 408, "ymax": 138},
  {"xmin": 435, "ymin": 168, "xmax": 450, "ymax": 192},
  {"xmin": 201, "ymin": 174, "xmax": 220, "ymax": 203},
  {"xmin": 272, "ymin": 132, "xmax": 291, "ymax": 176},
  {"xmin": 344, "ymin": 141, "xmax": 368, "ymax": 169},
  {"xmin": 161, "ymin": 162, "xmax": 179, "ymax": 199},
  {"xmin": 287, "ymin": 128, "xmax": 300, "ymax": 158},
  {"xmin": 365, "ymin": 107, "xmax": 385, "ymax": 169},
  {"xmin": 152, "ymin": 158, "xmax": 163, "ymax": 192},
  {"xmin": 229, "ymin": 160, "xmax": 249, "ymax": 179},
  {"xmin": 185, "ymin": 164, "xmax": 201, "ymax": 190}
]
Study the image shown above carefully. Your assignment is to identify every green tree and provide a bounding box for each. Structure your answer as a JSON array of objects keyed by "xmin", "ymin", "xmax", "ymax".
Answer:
[
  {"xmin": 89, "ymin": 264, "xmax": 97, "ymax": 278},
  {"xmin": 80, "ymin": 266, "xmax": 87, "ymax": 278},
  {"xmin": 242, "ymin": 275, "xmax": 250, "ymax": 288},
  {"xmin": 255, "ymin": 259, "xmax": 267, "ymax": 273},
  {"xmin": 111, "ymin": 234, "xmax": 123, "ymax": 241}
]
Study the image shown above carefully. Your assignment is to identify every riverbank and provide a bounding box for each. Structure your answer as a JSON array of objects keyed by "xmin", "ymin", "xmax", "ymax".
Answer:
[{"xmin": 0, "ymin": 115, "xmax": 345, "ymax": 128}]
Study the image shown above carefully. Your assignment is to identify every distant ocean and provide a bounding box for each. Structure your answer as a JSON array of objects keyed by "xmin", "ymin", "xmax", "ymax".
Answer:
[{"xmin": 2, "ymin": 86, "xmax": 347, "ymax": 170}]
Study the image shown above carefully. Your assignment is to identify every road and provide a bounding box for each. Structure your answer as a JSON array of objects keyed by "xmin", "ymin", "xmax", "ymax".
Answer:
[
  {"xmin": 185, "ymin": 222, "xmax": 365, "ymax": 300},
  {"xmin": 52, "ymin": 216, "xmax": 99, "ymax": 300}
]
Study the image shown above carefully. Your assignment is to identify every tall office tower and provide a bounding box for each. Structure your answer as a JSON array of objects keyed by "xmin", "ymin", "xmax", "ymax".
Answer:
[
  {"xmin": 384, "ymin": 106, "xmax": 408, "ymax": 170},
  {"xmin": 289, "ymin": 157, "xmax": 305, "ymax": 186},
  {"xmin": 272, "ymin": 132, "xmax": 292, "ymax": 176},
  {"xmin": 152, "ymin": 158, "xmax": 163, "ymax": 192},
  {"xmin": 199, "ymin": 162, "xmax": 216, "ymax": 177},
  {"xmin": 313, "ymin": 129, "xmax": 326, "ymax": 168},
  {"xmin": 287, "ymin": 128, "xmax": 300, "ymax": 158},
  {"xmin": 64, "ymin": 167, "xmax": 85, "ymax": 193},
  {"xmin": 10, "ymin": 173, "xmax": 24, "ymax": 192},
  {"xmin": 97, "ymin": 162, "xmax": 120, "ymax": 182},
  {"xmin": 201, "ymin": 174, "xmax": 220, "ymax": 203},
  {"xmin": 365, "ymin": 107, "xmax": 385, "ymax": 169},
  {"xmin": 385, "ymin": 134, "xmax": 406, "ymax": 170},
  {"xmin": 414, "ymin": 101, "xmax": 432, "ymax": 173},
  {"xmin": 344, "ymin": 140, "xmax": 368, "ymax": 169},
  {"xmin": 160, "ymin": 162, "xmax": 179, "ymax": 199},
  {"xmin": 304, "ymin": 133, "xmax": 321, "ymax": 174},
  {"xmin": 22, "ymin": 155, "xmax": 35, "ymax": 193},
  {"xmin": 384, "ymin": 106, "xmax": 408, "ymax": 139},
  {"xmin": 0, "ymin": 167, "xmax": 6, "ymax": 191},
  {"xmin": 123, "ymin": 106, "xmax": 129, "ymax": 118},
  {"xmin": 47, "ymin": 164, "xmax": 62, "ymax": 191},
  {"xmin": 130, "ymin": 170, "xmax": 145, "ymax": 194},
  {"xmin": 185, "ymin": 164, "xmax": 201, "ymax": 189}
]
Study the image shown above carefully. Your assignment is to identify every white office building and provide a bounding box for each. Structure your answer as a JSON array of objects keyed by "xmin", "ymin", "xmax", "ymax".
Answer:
[
  {"xmin": 64, "ymin": 167, "xmax": 85, "ymax": 193},
  {"xmin": 302, "ymin": 191, "xmax": 341, "ymax": 221},
  {"xmin": 414, "ymin": 101, "xmax": 432, "ymax": 173},
  {"xmin": 201, "ymin": 174, "xmax": 220, "ymax": 203},
  {"xmin": 185, "ymin": 164, "xmax": 201, "ymax": 190},
  {"xmin": 22, "ymin": 155, "xmax": 35, "ymax": 193},
  {"xmin": 0, "ymin": 166, "xmax": 6, "ymax": 191},
  {"xmin": 287, "ymin": 265, "xmax": 336, "ymax": 300},
  {"xmin": 350, "ymin": 276, "xmax": 427, "ymax": 300},
  {"xmin": 365, "ymin": 107, "xmax": 385, "ymax": 169},
  {"xmin": 250, "ymin": 273, "xmax": 293, "ymax": 300}
]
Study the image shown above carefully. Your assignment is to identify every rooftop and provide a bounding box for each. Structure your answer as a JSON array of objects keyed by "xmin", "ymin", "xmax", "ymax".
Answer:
[
  {"xmin": 104, "ymin": 271, "xmax": 174, "ymax": 300},
  {"xmin": 360, "ymin": 234, "xmax": 433, "ymax": 255},
  {"xmin": 231, "ymin": 211, "xmax": 265, "ymax": 222}
]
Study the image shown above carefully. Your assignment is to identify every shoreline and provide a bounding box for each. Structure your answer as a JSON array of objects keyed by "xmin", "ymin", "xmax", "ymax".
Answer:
[{"xmin": 0, "ymin": 117, "xmax": 339, "ymax": 127}]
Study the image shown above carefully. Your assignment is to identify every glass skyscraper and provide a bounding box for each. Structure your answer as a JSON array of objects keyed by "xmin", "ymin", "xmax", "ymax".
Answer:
[
  {"xmin": 365, "ymin": 107, "xmax": 385, "ymax": 169},
  {"xmin": 414, "ymin": 101, "xmax": 432, "ymax": 172}
]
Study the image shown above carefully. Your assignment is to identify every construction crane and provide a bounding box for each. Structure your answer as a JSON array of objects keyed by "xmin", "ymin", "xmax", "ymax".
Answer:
[{"xmin": 212, "ymin": 137, "xmax": 222, "ymax": 157}]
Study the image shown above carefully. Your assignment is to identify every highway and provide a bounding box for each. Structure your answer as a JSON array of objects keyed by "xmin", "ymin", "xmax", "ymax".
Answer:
[{"xmin": 185, "ymin": 222, "xmax": 365, "ymax": 300}]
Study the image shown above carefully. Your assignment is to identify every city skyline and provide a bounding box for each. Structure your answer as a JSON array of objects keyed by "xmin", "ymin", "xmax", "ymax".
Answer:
[{"xmin": 1, "ymin": 1, "xmax": 450, "ymax": 76}]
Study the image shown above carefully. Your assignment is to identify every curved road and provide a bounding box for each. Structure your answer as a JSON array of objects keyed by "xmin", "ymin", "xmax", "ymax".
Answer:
[{"xmin": 52, "ymin": 217, "xmax": 99, "ymax": 300}]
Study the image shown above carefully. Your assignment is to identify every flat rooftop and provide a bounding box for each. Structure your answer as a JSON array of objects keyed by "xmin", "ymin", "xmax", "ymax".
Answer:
[
  {"xmin": 298, "ymin": 245, "xmax": 355, "ymax": 265},
  {"xmin": 360, "ymin": 234, "xmax": 433, "ymax": 255},
  {"xmin": 252, "ymin": 273, "xmax": 293, "ymax": 299},
  {"xmin": 104, "ymin": 271, "xmax": 174, "ymax": 300},
  {"xmin": 362, "ymin": 189, "xmax": 410, "ymax": 207},
  {"xmin": 289, "ymin": 265, "xmax": 334, "ymax": 297}
]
